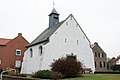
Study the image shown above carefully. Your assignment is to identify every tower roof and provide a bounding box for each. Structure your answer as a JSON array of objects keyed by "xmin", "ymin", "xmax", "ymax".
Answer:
[{"xmin": 49, "ymin": 8, "xmax": 59, "ymax": 16}]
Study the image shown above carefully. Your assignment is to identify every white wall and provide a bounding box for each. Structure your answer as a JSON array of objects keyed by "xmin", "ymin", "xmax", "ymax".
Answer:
[
  {"xmin": 21, "ymin": 44, "xmax": 44, "ymax": 74},
  {"xmin": 41, "ymin": 15, "xmax": 95, "ymax": 71}
]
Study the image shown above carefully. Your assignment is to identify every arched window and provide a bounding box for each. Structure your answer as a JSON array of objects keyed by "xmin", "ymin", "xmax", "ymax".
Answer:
[
  {"xmin": 39, "ymin": 46, "xmax": 43, "ymax": 56},
  {"xmin": 30, "ymin": 48, "xmax": 33, "ymax": 58}
]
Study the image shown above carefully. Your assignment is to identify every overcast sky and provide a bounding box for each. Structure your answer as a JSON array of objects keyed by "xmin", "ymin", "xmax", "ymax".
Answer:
[{"xmin": 0, "ymin": 0, "xmax": 120, "ymax": 58}]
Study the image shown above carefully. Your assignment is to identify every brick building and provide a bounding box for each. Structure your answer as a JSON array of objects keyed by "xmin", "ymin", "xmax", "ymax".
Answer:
[
  {"xmin": 91, "ymin": 42, "xmax": 107, "ymax": 72},
  {"xmin": 0, "ymin": 33, "xmax": 29, "ymax": 69}
]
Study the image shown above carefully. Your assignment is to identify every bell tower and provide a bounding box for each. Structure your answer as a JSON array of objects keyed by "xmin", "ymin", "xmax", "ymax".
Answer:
[{"xmin": 48, "ymin": 3, "xmax": 59, "ymax": 27}]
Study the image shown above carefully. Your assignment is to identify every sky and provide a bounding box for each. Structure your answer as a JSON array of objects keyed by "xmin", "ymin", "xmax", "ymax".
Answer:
[{"xmin": 0, "ymin": 0, "xmax": 120, "ymax": 58}]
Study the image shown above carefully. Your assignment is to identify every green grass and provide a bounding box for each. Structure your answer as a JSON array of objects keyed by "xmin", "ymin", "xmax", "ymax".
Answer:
[{"xmin": 64, "ymin": 74, "xmax": 120, "ymax": 80}]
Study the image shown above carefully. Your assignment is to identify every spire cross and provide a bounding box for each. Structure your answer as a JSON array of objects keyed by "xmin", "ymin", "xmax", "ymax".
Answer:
[{"xmin": 53, "ymin": 1, "xmax": 55, "ymax": 8}]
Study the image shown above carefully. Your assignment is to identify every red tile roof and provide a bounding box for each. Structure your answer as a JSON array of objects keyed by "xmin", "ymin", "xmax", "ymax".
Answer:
[{"xmin": 0, "ymin": 38, "xmax": 12, "ymax": 45}]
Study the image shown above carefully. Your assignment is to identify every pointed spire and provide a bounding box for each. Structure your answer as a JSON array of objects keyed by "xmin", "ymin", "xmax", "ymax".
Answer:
[
  {"xmin": 49, "ymin": 7, "xmax": 59, "ymax": 16},
  {"xmin": 51, "ymin": 8, "xmax": 58, "ymax": 14},
  {"xmin": 49, "ymin": 1, "xmax": 59, "ymax": 16},
  {"xmin": 53, "ymin": 1, "xmax": 55, "ymax": 9}
]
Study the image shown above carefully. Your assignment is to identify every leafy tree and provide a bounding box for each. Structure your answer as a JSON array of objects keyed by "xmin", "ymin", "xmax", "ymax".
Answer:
[{"xmin": 51, "ymin": 57, "xmax": 83, "ymax": 78}]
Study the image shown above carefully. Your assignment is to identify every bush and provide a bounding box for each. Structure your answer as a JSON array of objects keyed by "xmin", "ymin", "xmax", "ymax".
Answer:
[
  {"xmin": 51, "ymin": 57, "xmax": 83, "ymax": 78},
  {"xmin": 111, "ymin": 65, "xmax": 120, "ymax": 71},
  {"xmin": 51, "ymin": 72, "xmax": 64, "ymax": 80},
  {"xmin": 33, "ymin": 70, "xmax": 52, "ymax": 79}
]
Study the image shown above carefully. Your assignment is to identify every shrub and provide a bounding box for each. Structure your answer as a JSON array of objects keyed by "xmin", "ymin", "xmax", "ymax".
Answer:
[
  {"xmin": 51, "ymin": 72, "xmax": 64, "ymax": 80},
  {"xmin": 111, "ymin": 65, "xmax": 120, "ymax": 71},
  {"xmin": 33, "ymin": 70, "xmax": 52, "ymax": 79},
  {"xmin": 50, "ymin": 57, "xmax": 83, "ymax": 78}
]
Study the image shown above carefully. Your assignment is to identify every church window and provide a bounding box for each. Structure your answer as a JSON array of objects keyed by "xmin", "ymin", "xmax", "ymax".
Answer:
[
  {"xmin": 76, "ymin": 24, "xmax": 78, "ymax": 27},
  {"xmin": 39, "ymin": 46, "xmax": 43, "ymax": 56},
  {"xmin": 16, "ymin": 49, "xmax": 21, "ymax": 56},
  {"xmin": 83, "ymin": 36, "xmax": 85, "ymax": 39},
  {"xmin": 66, "ymin": 22, "xmax": 68, "ymax": 25},
  {"xmin": 30, "ymin": 48, "xmax": 33, "ymax": 58},
  {"xmin": 77, "ymin": 40, "xmax": 79, "ymax": 45},
  {"xmin": 54, "ymin": 16, "xmax": 58, "ymax": 19},
  {"xmin": 65, "ymin": 38, "xmax": 67, "ymax": 43}
]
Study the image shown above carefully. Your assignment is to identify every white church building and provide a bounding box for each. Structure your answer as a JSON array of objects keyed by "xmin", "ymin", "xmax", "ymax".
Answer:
[{"xmin": 21, "ymin": 8, "xmax": 95, "ymax": 74}]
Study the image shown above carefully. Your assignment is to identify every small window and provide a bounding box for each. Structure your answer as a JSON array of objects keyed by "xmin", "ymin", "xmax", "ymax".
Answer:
[
  {"xmin": 16, "ymin": 49, "xmax": 21, "ymax": 56},
  {"xmin": 65, "ymin": 38, "xmax": 67, "ymax": 43},
  {"xmin": 54, "ymin": 16, "xmax": 58, "ymax": 19},
  {"xmin": 98, "ymin": 52, "xmax": 101, "ymax": 57},
  {"xmin": 100, "ymin": 62, "xmax": 102, "ymax": 68},
  {"xmin": 15, "ymin": 60, "xmax": 21, "ymax": 68},
  {"xmin": 95, "ymin": 52, "xmax": 97, "ymax": 57},
  {"xmin": 77, "ymin": 40, "xmax": 79, "ymax": 45},
  {"xmin": 83, "ymin": 36, "xmax": 85, "ymax": 39},
  {"xmin": 30, "ymin": 48, "xmax": 33, "ymax": 58},
  {"xmin": 76, "ymin": 24, "xmax": 78, "ymax": 27},
  {"xmin": 39, "ymin": 46, "xmax": 43, "ymax": 56},
  {"xmin": 66, "ymin": 22, "xmax": 68, "ymax": 25}
]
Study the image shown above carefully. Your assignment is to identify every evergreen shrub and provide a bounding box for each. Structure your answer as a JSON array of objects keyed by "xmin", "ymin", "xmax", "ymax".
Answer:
[{"xmin": 33, "ymin": 70, "xmax": 52, "ymax": 79}]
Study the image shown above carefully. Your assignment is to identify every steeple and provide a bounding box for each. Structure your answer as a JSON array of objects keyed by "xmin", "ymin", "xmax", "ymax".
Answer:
[{"xmin": 48, "ymin": 4, "xmax": 59, "ymax": 27}]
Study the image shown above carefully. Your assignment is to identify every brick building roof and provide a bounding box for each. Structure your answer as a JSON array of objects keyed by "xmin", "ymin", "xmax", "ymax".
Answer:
[{"xmin": 0, "ymin": 38, "xmax": 12, "ymax": 45}]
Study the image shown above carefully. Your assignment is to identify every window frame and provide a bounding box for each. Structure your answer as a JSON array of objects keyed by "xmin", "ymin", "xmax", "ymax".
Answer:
[
  {"xmin": 15, "ymin": 60, "xmax": 21, "ymax": 68},
  {"xmin": 16, "ymin": 49, "xmax": 21, "ymax": 56}
]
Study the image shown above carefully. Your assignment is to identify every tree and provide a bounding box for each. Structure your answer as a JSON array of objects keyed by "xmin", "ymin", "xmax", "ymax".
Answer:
[{"xmin": 50, "ymin": 57, "xmax": 83, "ymax": 78}]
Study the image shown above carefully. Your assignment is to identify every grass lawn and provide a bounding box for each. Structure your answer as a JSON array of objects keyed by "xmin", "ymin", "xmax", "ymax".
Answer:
[{"xmin": 64, "ymin": 74, "xmax": 120, "ymax": 80}]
